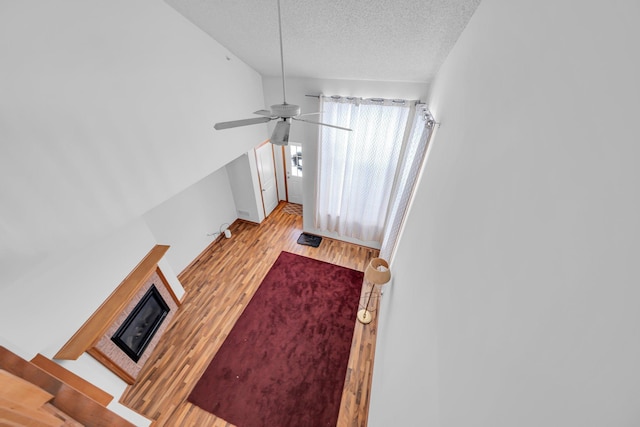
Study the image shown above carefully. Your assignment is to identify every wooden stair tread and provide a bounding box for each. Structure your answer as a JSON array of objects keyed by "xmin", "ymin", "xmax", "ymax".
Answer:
[
  {"xmin": 30, "ymin": 354, "xmax": 112, "ymax": 407},
  {"xmin": 0, "ymin": 369, "xmax": 54, "ymax": 408},
  {"xmin": 0, "ymin": 372, "xmax": 64, "ymax": 427}
]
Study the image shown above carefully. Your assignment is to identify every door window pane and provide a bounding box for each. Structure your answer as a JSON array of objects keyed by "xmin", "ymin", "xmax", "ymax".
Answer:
[{"xmin": 289, "ymin": 145, "xmax": 303, "ymax": 177}]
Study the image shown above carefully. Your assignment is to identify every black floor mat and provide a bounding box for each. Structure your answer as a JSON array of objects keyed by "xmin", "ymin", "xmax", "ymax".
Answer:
[{"xmin": 297, "ymin": 232, "xmax": 322, "ymax": 247}]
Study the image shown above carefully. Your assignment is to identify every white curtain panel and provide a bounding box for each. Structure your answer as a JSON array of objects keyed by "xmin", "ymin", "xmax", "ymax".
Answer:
[
  {"xmin": 379, "ymin": 105, "xmax": 436, "ymax": 261},
  {"xmin": 315, "ymin": 96, "xmax": 411, "ymax": 242}
]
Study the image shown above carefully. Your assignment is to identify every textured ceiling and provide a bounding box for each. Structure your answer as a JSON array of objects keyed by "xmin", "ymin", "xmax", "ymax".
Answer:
[{"xmin": 164, "ymin": 0, "xmax": 482, "ymax": 83}]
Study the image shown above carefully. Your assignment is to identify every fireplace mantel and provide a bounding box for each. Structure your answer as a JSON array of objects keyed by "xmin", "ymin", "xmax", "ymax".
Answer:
[{"xmin": 55, "ymin": 245, "xmax": 175, "ymax": 361}]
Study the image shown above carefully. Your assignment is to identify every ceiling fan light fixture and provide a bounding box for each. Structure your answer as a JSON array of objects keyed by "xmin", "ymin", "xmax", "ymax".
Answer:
[{"xmin": 271, "ymin": 119, "xmax": 290, "ymax": 146}]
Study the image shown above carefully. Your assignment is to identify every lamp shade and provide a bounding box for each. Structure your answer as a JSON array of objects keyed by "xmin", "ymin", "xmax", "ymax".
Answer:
[{"xmin": 364, "ymin": 258, "xmax": 391, "ymax": 285}]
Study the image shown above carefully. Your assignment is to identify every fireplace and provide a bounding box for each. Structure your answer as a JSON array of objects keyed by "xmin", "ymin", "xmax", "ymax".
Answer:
[
  {"xmin": 55, "ymin": 245, "xmax": 182, "ymax": 384},
  {"xmin": 111, "ymin": 285, "xmax": 170, "ymax": 363}
]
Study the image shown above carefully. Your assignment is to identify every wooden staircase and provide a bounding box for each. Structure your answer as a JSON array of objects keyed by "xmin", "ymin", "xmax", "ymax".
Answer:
[{"xmin": 0, "ymin": 346, "xmax": 135, "ymax": 427}]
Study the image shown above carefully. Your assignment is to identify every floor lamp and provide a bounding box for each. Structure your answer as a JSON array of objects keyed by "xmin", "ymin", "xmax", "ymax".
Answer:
[{"xmin": 357, "ymin": 258, "xmax": 391, "ymax": 324}]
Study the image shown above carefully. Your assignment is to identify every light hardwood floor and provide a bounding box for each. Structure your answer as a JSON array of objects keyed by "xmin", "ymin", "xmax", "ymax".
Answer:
[{"xmin": 120, "ymin": 202, "xmax": 381, "ymax": 426}]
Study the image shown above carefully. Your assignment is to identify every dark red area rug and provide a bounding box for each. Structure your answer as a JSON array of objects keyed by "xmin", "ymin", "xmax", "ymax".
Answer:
[{"xmin": 187, "ymin": 251, "xmax": 363, "ymax": 427}]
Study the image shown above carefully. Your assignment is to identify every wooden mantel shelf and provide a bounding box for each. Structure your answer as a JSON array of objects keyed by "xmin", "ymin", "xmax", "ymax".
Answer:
[{"xmin": 54, "ymin": 245, "xmax": 170, "ymax": 360}]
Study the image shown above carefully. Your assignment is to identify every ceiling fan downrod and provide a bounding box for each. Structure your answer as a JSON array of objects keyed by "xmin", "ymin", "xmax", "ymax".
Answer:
[{"xmin": 277, "ymin": 0, "xmax": 287, "ymax": 104}]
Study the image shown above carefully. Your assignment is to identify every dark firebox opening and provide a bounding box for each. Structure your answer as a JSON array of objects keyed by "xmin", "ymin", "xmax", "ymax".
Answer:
[{"xmin": 111, "ymin": 284, "xmax": 170, "ymax": 362}]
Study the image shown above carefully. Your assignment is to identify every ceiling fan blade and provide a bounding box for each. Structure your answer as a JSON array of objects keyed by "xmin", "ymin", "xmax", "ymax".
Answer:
[
  {"xmin": 253, "ymin": 109, "xmax": 275, "ymax": 117},
  {"xmin": 292, "ymin": 117, "xmax": 352, "ymax": 132},
  {"xmin": 214, "ymin": 116, "xmax": 272, "ymax": 130},
  {"xmin": 297, "ymin": 112, "xmax": 322, "ymax": 117}
]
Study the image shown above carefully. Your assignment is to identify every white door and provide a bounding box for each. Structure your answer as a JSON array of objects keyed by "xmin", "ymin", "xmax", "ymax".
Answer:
[
  {"xmin": 285, "ymin": 142, "xmax": 303, "ymax": 205},
  {"xmin": 255, "ymin": 143, "xmax": 279, "ymax": 217}
]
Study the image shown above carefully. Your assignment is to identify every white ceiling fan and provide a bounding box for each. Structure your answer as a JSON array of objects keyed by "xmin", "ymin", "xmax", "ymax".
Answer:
[{"xmin": 213, "ymin": 0, "xmax": 352, "ymax": 146}]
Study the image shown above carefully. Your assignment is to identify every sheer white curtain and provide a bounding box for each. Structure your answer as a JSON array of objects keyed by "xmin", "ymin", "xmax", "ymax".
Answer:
[
  {"xmin": 379, "ymin": 104, "xmax": 436, "ymax": 261},
  {"xmin": 315, "ymin": 96, "xmax": 411, "ymax": 242}
]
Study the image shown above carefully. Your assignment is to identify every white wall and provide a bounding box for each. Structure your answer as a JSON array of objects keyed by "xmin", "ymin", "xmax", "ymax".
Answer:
[
  {"xmin": 143, "ymin": 167, "xmax": 238, "ymax": 273},
  {"xmin": 370, "ymin": 0, "xmax": 640, "ymax": 426},
  {"xmin": 0, "ymin": 0, "xmax": 268, "ymax": 288},
  {"xmin": 262, "ymin": 76, "xmax": 428, "ymax": 247}
]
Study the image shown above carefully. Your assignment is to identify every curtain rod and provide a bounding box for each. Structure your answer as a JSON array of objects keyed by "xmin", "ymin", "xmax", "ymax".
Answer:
[
  {"xmin": 306, "ymin": 94, "xmax": 439, "ymax": 127},
  {"xmin": 306, "ymin": 94, "xmax": 424, "ymax": 103}
]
